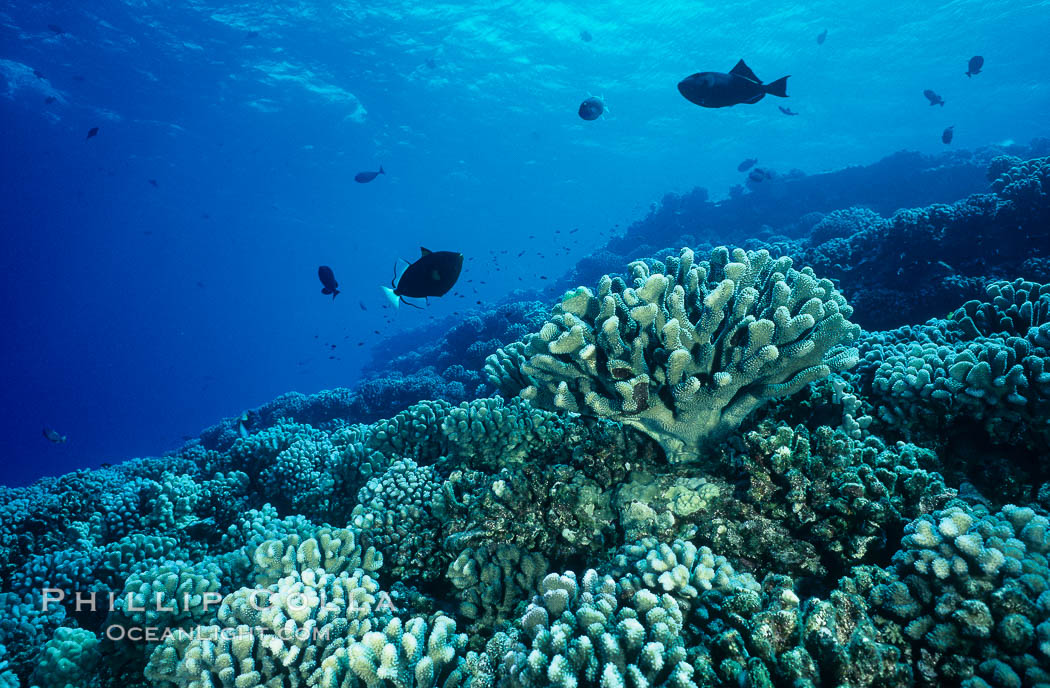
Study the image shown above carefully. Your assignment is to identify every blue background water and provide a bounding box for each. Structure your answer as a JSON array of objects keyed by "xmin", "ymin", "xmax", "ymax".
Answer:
[{"xmin": 1, "ymin": 0, "xmax": 1047, "ymax": 486}]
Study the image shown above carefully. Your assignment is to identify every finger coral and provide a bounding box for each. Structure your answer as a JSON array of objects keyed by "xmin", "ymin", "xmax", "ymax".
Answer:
[{"xmin": 487, "ymin": 246, "xmax": 859, "ymax": 462}]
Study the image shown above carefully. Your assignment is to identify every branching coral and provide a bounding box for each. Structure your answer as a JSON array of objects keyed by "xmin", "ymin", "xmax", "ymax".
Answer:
[
  {"xmin": 865, "ymin": 504, "xmax": 1050, "ymax": 685},
  {"xmin": 145, "ymin": 568, "xmax": 390, "ymax": 687},
  {"xmin": 252, "ymin": 527, "xmax": 382, "ymax": 586},
  {"xmin": 487, "ymin": 246, "xmax": 859, "ymax": 462},
  {"xmin": 446, "ymin": 544, "xmax": 548, "ymax": 633},
  {"xmin": 500, "ymin": 569, "xmax": 701, "ymax": 688},
  {"xmin": 853, "ymin": 291, "xmax": 1050, "ymax": 456},
  {"xmin": 697, "ymin": 423, "xmax": 953, "ymax": 577}
]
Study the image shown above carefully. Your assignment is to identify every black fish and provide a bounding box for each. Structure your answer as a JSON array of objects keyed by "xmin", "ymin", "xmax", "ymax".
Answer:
[
  {"xmin": 318, "ymin": 265, "xmax": 340, "ymax": 299},
  {"xmin": 578, "ymin": 96, "xmax": 605, "ymax": 120},
  {"xmin": 48, "ymin": 24, "xmax": 64, "ymax": 34},
  {"xmin": 148, "ymin": 179, "xmax": 158, "ymax": 187},
  {"xmin": 355, "ymin": 166, "xmax": 384, "ymax": 183},
  {"xmin": 966, "ymin": 55, "xmax": 983, "ymax": 77},
  {"xmin": 923, "ymin": 89, "xmax": 944, "ymax": 106},
  {"xmin": 86, "ymin": 127, "xmax": 99, "ymax": 139},
  {"xmin": 942, "ymin": 126, "xmax": 954, "ymax": 144},
  {"xmin": 42, "ymin": 427, "xmax": 66, "ymax": 444},
  {"xmin": 678, "ymin": 60, "xmax": 789, "ymax": 108},
  {"xmin": 817, "ymin": 29, "xmax": 827, "ymax": 45},
  {"xmin": 778, "ymin": 106, "xmax": 799, "ymax": 116},
  {"xmin": 737, "ymin": 158, "xmax": 758, "ymax": 172},
  {"xmin": 383, "ymin": 247, "xmax": 463, "ymax": 308},
  {"xmin": 748, "ymin": 167, "xmax": 774, "ymax": 183},
  {"xmin": 33, "ymin": 69, "xmax": 45, "ymax": 79},
  {"xmin": 359, "ymin": 300, "xmax": 367, "ymax": 311},
  {"xmin": 580, "ymin": 30, "xmax": 593, "ymax": 42},
  {"xmin": 44, "ymin": 96, "xmax": 56, "ymax": 104}
]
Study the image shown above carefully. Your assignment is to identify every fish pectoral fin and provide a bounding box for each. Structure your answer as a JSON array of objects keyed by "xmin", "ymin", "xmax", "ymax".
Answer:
[
  {"xmin": 730, "ymin": 59, "xmax": 760, "ymax": 83},
  {"xmin": 382, "ymin": 286, "xmax": 400, "ymax": 309},
  {"xmin": 420, "ymin": 246, "xmax": 432, "ymax": 256},
  {"xmin": 743, "ymin": 92, "xmax": 765, "ymax": 104}
]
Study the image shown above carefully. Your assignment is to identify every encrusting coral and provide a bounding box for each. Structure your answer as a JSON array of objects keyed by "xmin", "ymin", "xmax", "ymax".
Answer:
[{"xmin": 487, "ymin": 246, "xmax": 860, "ymax": 462}]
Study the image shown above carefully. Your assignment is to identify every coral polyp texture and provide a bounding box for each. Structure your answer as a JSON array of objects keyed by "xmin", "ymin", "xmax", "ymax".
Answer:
[
  {"xmin": 487, "ymin": 246, "xmax": 860, "ymax": 461},
  {"xmin": 6, "ymin": 149, "xmax": 1050, "ymax": 688}
]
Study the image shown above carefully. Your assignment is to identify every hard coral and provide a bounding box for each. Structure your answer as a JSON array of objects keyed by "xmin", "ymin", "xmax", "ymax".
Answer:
[{"xmin": 488, "ymin": 247, "xmax": 859, "ymax": 462}]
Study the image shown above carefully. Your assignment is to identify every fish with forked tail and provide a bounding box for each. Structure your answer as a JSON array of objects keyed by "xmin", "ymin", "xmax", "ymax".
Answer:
[
  {"xmin": 355, "ymin": 166, "xmax": 384, "ymax": 183},
  {"xmin": 678, "ymin": 60, "xmax": 789, "ymax": 108}
]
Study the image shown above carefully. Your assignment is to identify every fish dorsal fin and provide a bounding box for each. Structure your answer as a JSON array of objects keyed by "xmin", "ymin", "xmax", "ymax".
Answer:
[
  {"xmin": 420, "ymin": 247, "xmax": 432, "ymax": 256},
  {"xmin": 730, "ymin": 59, "xmax": 760, "ymax": 83}
]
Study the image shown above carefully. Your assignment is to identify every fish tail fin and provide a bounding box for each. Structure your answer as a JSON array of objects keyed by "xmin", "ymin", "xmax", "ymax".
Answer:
[
  {"xmin": 940, "ymin": 101, "xmax": 945, "ymax": 107},
  {"xmin": 382, "ymin": 285, "xmax": 399, "ymax": 309},
  {"xmin": 765, "ymin": 76, "xmax": 789, "ymax": 98},
  {"xmin": 379, "ymin": 165, "xmax": 385, "ymax": 175},
  {"xmin": 966, "ymin": 72, "xmax": 971, "ymax": 77},
  {"xmin": 332, "ymin": 289, "xmax": 339, "ymax": 299}
]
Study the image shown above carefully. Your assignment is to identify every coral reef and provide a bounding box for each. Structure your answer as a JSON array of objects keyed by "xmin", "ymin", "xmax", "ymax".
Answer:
[
  {"xmin": 6, "ymin": 148, "xmax": 1050, "ymax": 688},
  {"xmin": 863, "ymin": 504, "xmax": 1050, "ymax": 685},
  {"xmin": 487, "ymin": 246, "xmax": 859, "ymax": 462},
  {"xmin": 849, "ymin": 280, "xmax": 1050, "ymax": 502}
]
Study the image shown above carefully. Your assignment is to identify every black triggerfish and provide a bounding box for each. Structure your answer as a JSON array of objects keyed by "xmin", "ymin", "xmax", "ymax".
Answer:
[
  {"xmin": 383, "ymin": 247, "xmax": 463, "ymax": 309},
  {"xmin": 318, "ymin": 265, "xmax": 340, "ymax": 299},
  {"xmin": 678, "ymin": 60, "xmax": 789, "ymax": 108},
  {"xmin": 42, "ymin": 427, "xmax": 66, "ymax": 444},
  {"xmin": 355, "ymin": 166, "xmax": 385, "ymax": 183},
  {"xmin": 578, "ymin": 96, "xmax": 606, "ymax": 120},
  {"xmin": 966, "ymin": 56, "xmax": 984, "ymax": 77},
  {"xmin": 942, "ymin": 126, "xmax": 954, "ymax": 144},
  {"xmin": 924, "ymin": 89, "xmax": 945, "ymax": 106}
]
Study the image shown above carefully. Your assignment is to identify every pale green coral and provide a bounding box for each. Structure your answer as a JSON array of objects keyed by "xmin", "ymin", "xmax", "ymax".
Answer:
[
  {"xmin": 117, "ymin": 561, "xmax": 223, "ymax": 628},
  {"xmin": 613, "ymin": 473, "xmax": 720, "ymax": 541},
  {"xmin": 252, "ymin": 527, "xmax": 382, "ymax": 586},
  {"xmin": 487, "ymin": 246, "xmax": 859, "ymax": 462},
  {"xmin": 145, "ymin": 567, "xmax": 391, "ymax": 687},
  {"xmin": 313, "ymin": 615, "xmax": 467, "ymax": 688},
  {"xmin": 609, "ymin": 538, "xmax": 758, "ymax": 609},
  {"xmin": 501, "ymin": 569, "xmax": 700, "ymax": 688}
]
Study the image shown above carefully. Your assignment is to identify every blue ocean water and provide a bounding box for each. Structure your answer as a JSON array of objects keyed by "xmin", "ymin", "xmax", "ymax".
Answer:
[{"xmin": 1, "ymin": 0, "xmax": 1048, "ymax": 487}]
